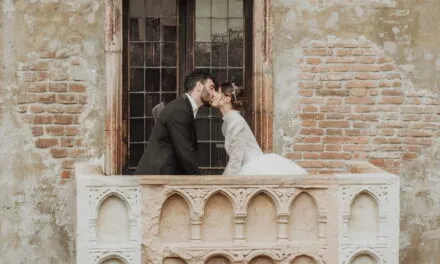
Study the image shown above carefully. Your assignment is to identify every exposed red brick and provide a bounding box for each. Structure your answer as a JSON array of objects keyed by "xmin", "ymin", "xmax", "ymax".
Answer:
[
  {"xmin": 61, "ymin": 170, "xmax": 72, "ymax": 179},
  {"xmin": 51, "ymin": 148, "xmax": 67, "ymax": 158},
  {"xmin": 49, "ymin": 83, "xmax": 68, "ymax": 92},
  {"xmin": 294, "ymin": 144, "xmax": 325, "ymax": 151},
  {"xmin": 28, "ymin": 83, "xmax": 47, "ymax": 93},
  {"xmin": 307, "ymin": 58, "xmax": 321, "ymax": 65},
  {"xmin": 57, "ymin": 94, "xmax": 77, "ymax": 104},
  {"xmin": 304, "ymin": 48, "xmax": 332, "ymax": 56},
  {"xmin": 37, "ymin": 94, "xmax": 56, "ymax": 104},
  {"xmin": 379, "ymin": 97, "xmax": 404, "ymax": 104},
  {"xmin": 32, "ymin": 127, "xmax": 44, "ymax": 136},
  {"xmin": 69, "ymin": 148, "xmax": 88, "ymax": 158},
  {"xmin": 30, "ymin": 105, "xmax": 45, "ymax": 113},
  {"xmin": 317, "ymin": 90, "xmax": 349, "ymax": 96},
  {"xmin": 70, "ymin": 84, "xmax": 86, "ymax": 92},
  {"xmin": 54, "ymin": 115, "xmax": 73, "ymax": 124},
  {"xmin": 33, "ymin": 115, "xmax": 53, "ymax": 125},
  {"xmin": 35, "ymin": 138, "xmax": 58, "ymax": 148},
  {"xmin": 319, "ymin": 121, "xmax": 349, "ymax": 128},
  {"xmin": 46, "ymin": 126, "xmax": 65, "ymax": 136},
  {"xmin": 297, "ymin": 160, "xmax": 325, "ymax": 168},
  {"xmin": 66, "ymin": 127, "xmax": 80, "ymax": 136},
  {"xmin": 347, "ymin": 97, "xmax": 375, "ymax": 104}
]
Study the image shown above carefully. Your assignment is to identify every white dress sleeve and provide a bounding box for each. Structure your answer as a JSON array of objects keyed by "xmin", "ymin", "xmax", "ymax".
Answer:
[{"xmin": 222, "ymin": 119, "xmax": 246, "ymax": 176}]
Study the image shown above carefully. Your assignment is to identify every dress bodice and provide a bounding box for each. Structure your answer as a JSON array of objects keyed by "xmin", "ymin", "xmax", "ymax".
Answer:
[{"xmin": 221, "ymin": 110, "xmax": 263, "ymax": 175}]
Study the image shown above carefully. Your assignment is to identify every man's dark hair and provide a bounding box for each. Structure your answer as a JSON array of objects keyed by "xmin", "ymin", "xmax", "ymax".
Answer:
[{"xmin": 184, "ymin": 70, "xmax": 215, "ymax": 93}]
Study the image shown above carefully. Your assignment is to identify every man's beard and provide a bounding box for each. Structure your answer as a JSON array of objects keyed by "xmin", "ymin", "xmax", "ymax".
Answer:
[{"xmin": 200, "ymin": 91, "xmax": 212, "ymax": 106}]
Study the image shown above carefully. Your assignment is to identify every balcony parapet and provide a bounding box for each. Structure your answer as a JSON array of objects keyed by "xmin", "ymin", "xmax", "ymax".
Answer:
[{"xmin": 75, "ymin": 161, "xmax": 399, "ymax": 264}]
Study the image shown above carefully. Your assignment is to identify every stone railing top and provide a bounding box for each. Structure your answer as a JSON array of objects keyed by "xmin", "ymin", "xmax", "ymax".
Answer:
[{"xmin": 76, "ymin": 161, "xmax": 398, "ymax": 185}]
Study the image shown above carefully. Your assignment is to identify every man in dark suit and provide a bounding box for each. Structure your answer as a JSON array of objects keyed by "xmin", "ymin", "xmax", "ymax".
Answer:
[{"xmin": 134, "ymin": 71, "xmax": 216, "ymax": 175}]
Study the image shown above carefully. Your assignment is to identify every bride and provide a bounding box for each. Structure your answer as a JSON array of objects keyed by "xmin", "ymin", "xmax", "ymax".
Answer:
[{"xmin": 212, "ymin": 82, "xmax": 307, "ymax": 176}]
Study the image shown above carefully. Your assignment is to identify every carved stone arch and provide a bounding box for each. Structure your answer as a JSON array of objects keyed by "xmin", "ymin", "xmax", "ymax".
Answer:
[
  {"xmin": 346, "ymin": 251, "xmax": 381, "ymax": 264},
  {"xmin": 288, "ymin": 253, "xmax": 321, "ymax": 264},
  {"xmin": 103, "ymin": 0, "xmax": 274, "ymax": 174},
  {"xmin": 350, "ymin": 190, "xmax": 381, "ymax": 210},
  {"xmin": 94, "ymin": 191, "xmax": 133, "ymax": 218},
  {"xmin": 287, "ymin": 191, "xmax": 320, "ymax": 215},
  {"xmin": 203, "ymin": 252, "xmax": 235, "ymax": 263},
  {"xmin": 201, "ymin": 189, "xmax": 236, "ymax": 216},
  {"xmin": 244, "ymin": 188, "xmax": 281, "ymax": 214},
  {"xmin": 245, "ymin": 252, "xmax": 280, "ymax": 263},
  {"xmin": 97, "ymin": 253, "xmax": 130, "ymax": 264},
  {"xmin": 164, "ymin": 190, "xmax": 196, "ymax": 216}
]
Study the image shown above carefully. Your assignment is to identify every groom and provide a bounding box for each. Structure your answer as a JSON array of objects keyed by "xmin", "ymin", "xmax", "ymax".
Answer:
[{"xmin": 134, "ymin": 71, "xmax": 216, "ymax": 175}]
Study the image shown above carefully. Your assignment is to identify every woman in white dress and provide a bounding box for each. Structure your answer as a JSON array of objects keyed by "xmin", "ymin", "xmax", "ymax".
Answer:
[{"xmin": 212, "ymin": 82, "xmax": 307, "ymax": 176}]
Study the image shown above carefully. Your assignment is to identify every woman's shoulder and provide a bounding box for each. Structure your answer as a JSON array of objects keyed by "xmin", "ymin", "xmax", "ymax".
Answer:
[{"xmin": 224, "ymin": 111, "xmax": 247, "ymax": 127}]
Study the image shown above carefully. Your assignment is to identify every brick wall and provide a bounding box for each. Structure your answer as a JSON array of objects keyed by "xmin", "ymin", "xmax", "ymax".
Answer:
[
  {"xmin": 290, "ymin": 38, "xmax": 440, "ymax": 174},
  {"xmin": 16, "ymin": 48, "xmax": 89, "ymax": 179}
]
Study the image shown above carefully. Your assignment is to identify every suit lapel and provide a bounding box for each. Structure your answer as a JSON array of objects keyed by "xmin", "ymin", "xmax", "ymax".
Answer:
[{"xmin": 183, "ymin": 95, "xmax": 198, "ymax": 149}]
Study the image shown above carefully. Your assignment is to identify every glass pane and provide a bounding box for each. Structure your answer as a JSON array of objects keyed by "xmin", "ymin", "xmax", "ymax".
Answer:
[
  {"xmin": 130, "ymin": 0, "xmax": 146, "ymax": 17},
  {"xmin": 160, "ymin": 0, "xmax": 177, "ymax": 17},
  {"xmin": 228, "ymin": 0, "xmax": 243, "ymax": 18},
  {"xmin": 195, "ymin": 118, "xmax": 210, "ymax": 140},
  {"xmin": 162, "ymin": 68, "xmax": 177, "ymax": 91},
  {"xmin": 212, "ymin": 43, "xmax": 227, "ymax": 67},
  {"xmin": 145, "ymin": 93, "xmax": 160, "ymax": 117},
  {"xmin": 130, "ymin": 18, "xmax": 140, "ymax": 41},
  {"xmin": 196, "ymin": 0, "xmax": 211, "ymax": 17},
  {"xmin": 162, "ymin": 93, "xmax": 177, "ymax": 104},
  {"xmin": 144, "ymin": 118, "xmax": 155, "ymax": 141},
  {"xmin": 211, "ymin": 69, "xmax": 227, "ymax": 85},
  {"xmin": 130, "ymin": 94, "xmax": 144, "ymax": 117},
  {"xmin": 210, "ymin": 118, "xmax": 222, "ymax": 140},
  {"xmin": 129, "ymin": 143, "xmax": 145, "ymax": 167},
  {"xmin": 212, "ymin": 0, "xmax": 227, "ymax": 18},
  {"xmin": 145, "ymin": 18, "xmax": 160, "ymax": 41},
  {"xmin": 228, "ymin": 39, "xmax": 243, "ymax": 67},
  {"xmin": 130, "ymin": 118, "xmax": 144, "ymax": 142},
  {"xmin": 196, "ymin": 18, "xmax": 211, "ymax": 42},
  {"xmin": 130, "ymin": 69, "xmax": 144, "ymax": 91},
  {"xmin": 145, "ymin": 43, "xmax": 160, "ymax": 66},
  {"xmin": 130, "ymin": 43, "xmax": 144, "ymax": 66},
  {"xmin": 228, "ymin": 69, "xmax": 243, "ymax": 85},
  {"xmin": 212, "ymin": 19, "xmax": 228, "ymax": 40},
  {"xmin": 195, "ymin": 43, "xmax": 211, "ymax": 67},
  {"xmin": 163, "ymin": 19, "xmax": 177, "ymax": 41},
  {"xmin": 212, "ymin": 142, "xmax": 227, "ymax": 167},
  {"xmin": 228, "ymin": 18, "xmax": 243, "ymax": 30},
  {"xmin": 197, "ymin": 143, "xmax": 211, "ymax": 167},
  {"xmin": 145, "ymin": 69, "xmax": 160, "ymax": 92},
  {"xmin": 162, "ymin": 43, "xmax": 176, "ymax": 66}
]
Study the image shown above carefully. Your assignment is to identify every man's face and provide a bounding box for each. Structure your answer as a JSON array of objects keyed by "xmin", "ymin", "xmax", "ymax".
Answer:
[{"xmin": 200, "ymin": 78, "xmax": 216, "ymax": 106}]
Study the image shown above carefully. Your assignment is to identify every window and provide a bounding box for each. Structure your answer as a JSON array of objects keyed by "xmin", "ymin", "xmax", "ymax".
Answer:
[{"xmin": 123, "ymin": 0, "xmax": 253, "ymax": 174}]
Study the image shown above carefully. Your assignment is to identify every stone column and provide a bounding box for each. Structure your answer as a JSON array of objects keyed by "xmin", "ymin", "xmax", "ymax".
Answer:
[
  {"xmin": 277, "ymin": 214, "xmax": 289, "ymax": 241},
  {"xmin": 234, "ymin": 215, "xmax": 247, "ymax": 242},
  {"xmin": 104, "ymin": 0, "xmax": 123, "ymax": 175}
]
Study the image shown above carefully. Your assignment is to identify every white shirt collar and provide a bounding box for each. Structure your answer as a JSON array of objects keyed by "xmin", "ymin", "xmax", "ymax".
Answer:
[{"xmin": 185, "ymin": 93, "xmax": 199, "ymax": 118}]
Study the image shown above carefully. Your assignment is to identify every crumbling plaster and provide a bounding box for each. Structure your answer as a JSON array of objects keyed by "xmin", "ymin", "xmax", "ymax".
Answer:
[
  {"xmin": 272, "ymin": 0, "xmax": 440, "ymax": 262},
  {"xmin": 0, "ymin": 0, "xmax": 106, "ymax": 263}
]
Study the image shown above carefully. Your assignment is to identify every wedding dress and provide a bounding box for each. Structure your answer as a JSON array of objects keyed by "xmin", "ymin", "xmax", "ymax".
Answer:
[{"xmin": 222, "ymin": 110, "xmax": 307, "ymax": 176}]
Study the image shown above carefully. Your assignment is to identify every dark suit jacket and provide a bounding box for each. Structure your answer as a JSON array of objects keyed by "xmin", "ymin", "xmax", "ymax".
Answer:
[{"xmin": 134, "ymin": 95, "xmax": 201, "ymax": 175}]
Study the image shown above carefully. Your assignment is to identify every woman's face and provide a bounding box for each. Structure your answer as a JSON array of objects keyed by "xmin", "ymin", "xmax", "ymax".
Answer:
[{"xmin": 211, "ymin": 87, "xmax": 231, "ymax": 108}]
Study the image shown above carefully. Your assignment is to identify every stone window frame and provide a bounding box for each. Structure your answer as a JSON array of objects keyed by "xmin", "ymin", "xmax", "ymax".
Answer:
[{"xmin": 103, "ymin": 0, "xmax": 274, "ymax": 175}]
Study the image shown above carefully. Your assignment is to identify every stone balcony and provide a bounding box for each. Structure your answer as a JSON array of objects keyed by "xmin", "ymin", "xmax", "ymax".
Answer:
[{"xmin": 75, "ymin": 162, "xmax": 399, "ymax": 264}]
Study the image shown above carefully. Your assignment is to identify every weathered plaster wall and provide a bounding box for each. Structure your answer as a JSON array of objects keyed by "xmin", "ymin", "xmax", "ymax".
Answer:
[
  {"xmin": 271, "ymin": 0, "xmax": 440, "ymax": 262},
  {"xmin": 0, "ymin": 0, "xmax": 105, "ymax": 263}
]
